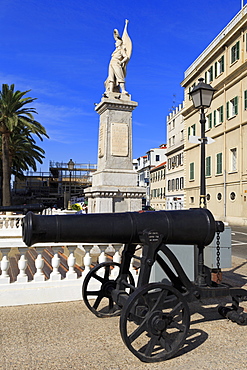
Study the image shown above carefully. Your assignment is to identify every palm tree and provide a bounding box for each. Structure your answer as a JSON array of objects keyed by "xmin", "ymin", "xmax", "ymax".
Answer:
[
  {"xmin": 0, "ymin": 126, "xmax": 46, "ymax": 179},
  {"xmin": 0, "ymin": 84, "xmax": 48, "ymax": 205}
]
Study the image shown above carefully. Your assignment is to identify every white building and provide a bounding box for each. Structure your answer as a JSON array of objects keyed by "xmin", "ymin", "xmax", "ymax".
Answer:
[{"xmin": 134, "ymin": 144, "xmax": 167, "ymax": 206}]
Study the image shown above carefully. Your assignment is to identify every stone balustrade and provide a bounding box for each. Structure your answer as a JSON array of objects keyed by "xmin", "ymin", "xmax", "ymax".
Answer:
[{"xmin": 0, "ymin": 214, "xmax": 139, "ymax": 307}]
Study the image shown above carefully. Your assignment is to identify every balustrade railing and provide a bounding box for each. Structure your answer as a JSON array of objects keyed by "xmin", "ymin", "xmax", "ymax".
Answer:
[{"xmin": 0, "ymin": 214, "xmax": 139, "ymax": 307}]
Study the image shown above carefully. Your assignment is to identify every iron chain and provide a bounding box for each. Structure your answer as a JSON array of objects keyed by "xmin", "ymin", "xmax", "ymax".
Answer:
[{"xmin": 216, "ymin": 231, "xmax": 221, "ymax": 283}]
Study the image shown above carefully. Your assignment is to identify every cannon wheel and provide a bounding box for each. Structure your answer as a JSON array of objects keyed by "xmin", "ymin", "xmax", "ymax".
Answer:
[
  {"xmin": 82, "ymin": 261, "xmax": 135, "ymax": 318},
  {"xmin": 120, "ymin": 283, "xmax": 190, "ymax": 363}
]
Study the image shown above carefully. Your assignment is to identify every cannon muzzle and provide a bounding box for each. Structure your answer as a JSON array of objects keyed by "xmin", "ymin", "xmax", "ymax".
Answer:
[{"xmin": 22, "ymin": 208, "xmax": 223, "ymax": 247}]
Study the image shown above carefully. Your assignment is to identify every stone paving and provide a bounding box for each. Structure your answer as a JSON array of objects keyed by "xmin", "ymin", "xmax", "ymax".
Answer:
[{"xmin": 0, "ymin": 256, "xmax": 246, "ymax": 370}]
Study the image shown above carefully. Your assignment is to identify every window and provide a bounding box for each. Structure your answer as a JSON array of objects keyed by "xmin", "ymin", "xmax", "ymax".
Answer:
[
  {"xmin": 191, "ymin": 124, "xmax": 196, "ymax": 136},
  {"xmin": 205, "ymin": 65, "xmax": 213, "ymax": 83},
  {"xmin": 168, "ymin": 180, "xmax": 171, "ymax": 191},
  {"xmin": 231, "ymin": 41, "xmax": 240, "ymax": 64},
  {"xmin": 189, "ymin": 162, "xmax": 195, "ymax": 180},
  {"xmin": 207, "ymin": 113, "xmax": 212, "ymax": 130},
  {"xmin": 168, "ymin": 158, "xmax": 171, "ymax": 170},
  {"xmin": 213, "ymin": 106, "xmax": 224, "ymax": 126},
  {"xmin": 181, "ymin": 153, "xmax": 184, "ymax": 165},
  {"xmin": 226, "ymin": 97, "xmax": 238, "ymax": 119},
  {"xmin": 176, "ymin": 178, "xmax": 179, "ymax": 190},
  {"xmin": 180, "ymin": 130, "xmax": 184, "ymax": 141},
  {"xmin": 180, "ymin": 177, "xmax": 184, "ymax": 190},
  {"xmin": 215, "ymin": 55, "xmax": 224, "ymax": 77},
  {"xmin": 206, "ymin": 156, "xmax": 211, "ymax": 177},
  {"xmin": 216, "ymin": 153, "xmax": 223, "ymax": 175},
  {"xmin": 230, "ymin": 148, "xmax": 237, "ymax": 172},
  {"xmin": 188, "ymin": 124, "xmax": 196, "ymax": 139},
  {"xmin": 217, "ymin": 193, "xmax": 222, "ymax": 201},
  {"xmin": 156, "ymin": 155, "xmax": 160, "ymax": 161},
  {"xmin": 172, "ymin": 179, "xmax": 175, "ymax": 191},
  {"xmin": 189, "ymin": 83, "xmax": 196, "ymax": 100}
]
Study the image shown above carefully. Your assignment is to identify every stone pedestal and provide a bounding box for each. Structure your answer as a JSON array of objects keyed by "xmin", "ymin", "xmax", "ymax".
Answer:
[{"xmin": 85, "ymin": 93, "xmax": 145, "ymax": 213}]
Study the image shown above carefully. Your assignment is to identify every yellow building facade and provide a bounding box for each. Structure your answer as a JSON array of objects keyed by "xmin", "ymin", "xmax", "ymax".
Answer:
[
  {"xmin": 150, "ymin": 161, "xmax": 166, "ymax": 210},
  {"xmin": 181, "ymin": 6, "xmax": 247, "ymax": 225}
]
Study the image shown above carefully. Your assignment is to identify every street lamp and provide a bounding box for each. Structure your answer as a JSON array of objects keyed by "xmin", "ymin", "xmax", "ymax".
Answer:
[
  {"xmin": 189, "ymin": 78, "xmax": 216, "ymax": 208},
  {"xmin": 189, "ymin": 78, "xmax": 216, "ymax": 287},
  {"xmin": 67, "ymin": 159, "xmax": 75, "ymax": 209}
]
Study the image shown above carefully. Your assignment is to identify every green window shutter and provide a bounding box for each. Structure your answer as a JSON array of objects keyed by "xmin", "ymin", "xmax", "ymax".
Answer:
[
  {"xmin": 215, "ymin": 62, "xmax": 218, "ymax": 78},
  {"xmin": 220, "ymin": 106, "xmax": 224, "ymax": 122},
  {"xmin": 206, "ymin": 156, "xmax": 211, "ymax": 177},
  {"xmin": 204, "ymin": 71, "xmax": 207, "ymax": 84},
  {"xmin": 216, "ymin": 153, "xmax": 222, "ymax": 174},
  {"xmin": 222, "ymin": 55, "xmax": 225, "ymax": 72},
  {"xmin": 236, "ymin": 41, "xmax": 240, "ymax": 60},
  {"xmin": 244, "ymin": 90, "xmax": 247, "ymax": 110},
  {"xmin": 234, "ymin": 96, "xmax": 238, "ymax": 115},
  {"xmin": 213, "ymin": 110, "xmax": 216, "ymax": 126},
  {"xmin": 210, "ymin": 66, "xmax": 213, "ymax": 81},
  {"xmin": 192, "ymin": 124, "xmax": 196, "ymax": 136},
  {"xmin": 190, "ymin": 162, "xmax": 194, "ymax": 180},
  {"xmin": 209, "ymin": 113, "xmax": 212, "ymax": 128},
  {"xmin": 188, "ymin": 126, "xmax": 191, "ymax": 139},
  {"xmin": 231, "ymin": 46, "xmax": 234, "ymax": 63},
  {"xmin": 226, "ymin": 101, "xmax": 229, "ymax": 119}
]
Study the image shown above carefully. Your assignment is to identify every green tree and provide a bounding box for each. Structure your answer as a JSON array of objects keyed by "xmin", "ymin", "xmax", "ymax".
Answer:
[
  {"xmin": 0, "ymin": 84, "xmax": 48, "ymax": 205},
  {"xmin": 0, "ymin": 126, "xmax": 46, "ymax": 179}
]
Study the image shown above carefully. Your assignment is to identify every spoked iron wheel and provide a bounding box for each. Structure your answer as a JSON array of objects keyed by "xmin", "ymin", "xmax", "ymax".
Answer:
[
  {"xmin": 82, "ymin": 261, "xmax": 135, "ymax": 318},
  {"xmin": 120, "ymin": 283, "xmax": 190, "ymax": 362}
]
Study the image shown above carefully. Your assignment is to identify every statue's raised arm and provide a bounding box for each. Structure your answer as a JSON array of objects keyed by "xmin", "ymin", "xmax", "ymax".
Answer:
[{"xmin": 104, "ymin": 20, "xmax": 132, "ymax": 95}]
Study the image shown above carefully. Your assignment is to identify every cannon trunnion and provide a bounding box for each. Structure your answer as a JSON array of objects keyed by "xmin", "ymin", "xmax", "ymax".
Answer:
[{"xmin": 22, "ymin": 208, "xmax": 247, "ymax": 363}]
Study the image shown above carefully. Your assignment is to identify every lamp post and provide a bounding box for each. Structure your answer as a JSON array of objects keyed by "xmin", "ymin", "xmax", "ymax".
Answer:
[
  {"xmin": 189, "ymin": 78, "xmax": 216, "ymax": 286},
  {"xmin": 189, "ymin": 78, "xmax": 216, "ymax": 208},
  {"xmin": 67, "ymin": 159, "xmax": 75, "ymax": 209}
]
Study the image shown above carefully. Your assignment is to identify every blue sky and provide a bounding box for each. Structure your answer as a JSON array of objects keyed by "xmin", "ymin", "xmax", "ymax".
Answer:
[{"xmin": 0, "ymin": 0, "xmax": 244, "ymax": 171}]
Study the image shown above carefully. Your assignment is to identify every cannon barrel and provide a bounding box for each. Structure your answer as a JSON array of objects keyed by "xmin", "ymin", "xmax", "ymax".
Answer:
[
  {"xmin": 22, "ymin": 208, "xmax": 223, "ymax": 247},
  {"xmin": 0, "ymin": 203, "xmax": 46, "ymax": 214}
]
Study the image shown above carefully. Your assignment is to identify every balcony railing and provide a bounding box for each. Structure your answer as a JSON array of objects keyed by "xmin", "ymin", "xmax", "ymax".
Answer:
[{"xmin": 0, "ymin": 214, "xmax": 139, "ymax": 307}]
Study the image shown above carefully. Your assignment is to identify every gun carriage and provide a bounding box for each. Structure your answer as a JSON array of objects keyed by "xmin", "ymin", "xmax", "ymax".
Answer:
[{"xmin": 22, "ymin": 208, "xmax": 247, "ymax": 363}]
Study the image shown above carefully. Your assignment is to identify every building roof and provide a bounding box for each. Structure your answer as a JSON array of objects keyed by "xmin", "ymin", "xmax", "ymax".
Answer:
[{"xmin": 150, "ymin": 161, "xmax": 166, "ymax": 172}]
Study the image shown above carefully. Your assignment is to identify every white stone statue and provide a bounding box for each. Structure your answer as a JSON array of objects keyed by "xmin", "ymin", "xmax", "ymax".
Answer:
[{"xmin": 104, "ymin": 20, "xmax": 132, "ymax": 95}]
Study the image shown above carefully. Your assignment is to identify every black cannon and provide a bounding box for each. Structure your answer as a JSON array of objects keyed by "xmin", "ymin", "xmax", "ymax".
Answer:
[
  {"xmin": 22, "ymin": 208, "xmax": 247, "ymax": 363},
  {"xmin": 0, "ymin": 203, "xmax": 46, "ymax": 215}
]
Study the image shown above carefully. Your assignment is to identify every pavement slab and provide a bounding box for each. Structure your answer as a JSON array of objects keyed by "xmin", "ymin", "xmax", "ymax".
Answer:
[{"xmin": 0, "ymin": 256, "xmax": 246, "ymax": 370}]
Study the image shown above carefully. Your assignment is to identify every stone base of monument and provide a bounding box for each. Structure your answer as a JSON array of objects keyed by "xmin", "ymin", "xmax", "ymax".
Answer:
[{"xmin": 85, "ymin": 185, "xmax": 145, "ymax": 213}]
